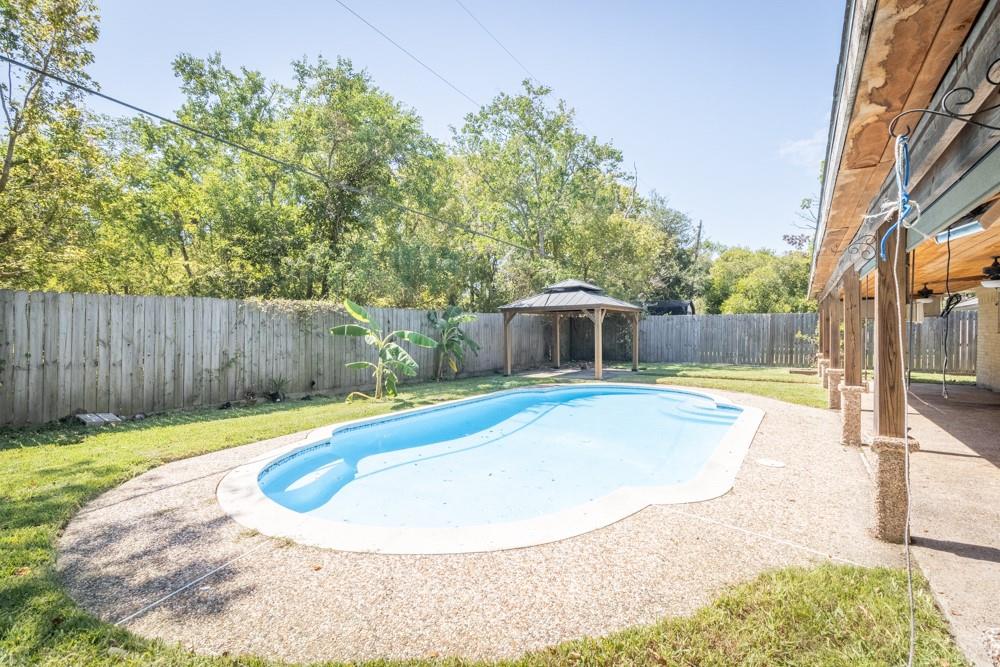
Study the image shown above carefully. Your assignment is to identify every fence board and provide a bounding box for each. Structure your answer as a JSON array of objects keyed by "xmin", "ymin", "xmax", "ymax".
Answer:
[
  {"xmin": 42, "ymin": 293, "xmax": 59, "ymax": 421},
  {"xmin": 26, "ymin": 293, "xmax": 45, "ymax": 423},
  {"xmin": 0, "ymin": 291, "xmax": 14, "ymax": 423}
]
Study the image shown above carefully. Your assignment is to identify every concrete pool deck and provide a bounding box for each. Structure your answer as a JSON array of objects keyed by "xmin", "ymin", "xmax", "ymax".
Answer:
[
  {"xmin": 57, "ymin": 389, "xmax": 902, "ymax": 663},
  {"xmin": 859, "ymin": 382, "xmax": 1000, "ymax": 667}
]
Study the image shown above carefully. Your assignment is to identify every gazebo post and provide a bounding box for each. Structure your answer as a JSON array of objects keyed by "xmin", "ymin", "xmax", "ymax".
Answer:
[
  {"xmin": 553, "ymin": 313, "xmax": 561, "ymax": 369},
  {"xmin": 592, "ymin": 308, "xmax": 605, "ymax": 380},
  {"xmin": 503, "ymin": 312, "xmax": 514, "ymax": 376},
  {"xmin": 631, "ymin": 312, "xmax": 639, "ymax": 371},
  {"xmin": 498, "ymin": 281, "xmax": 640, "ymax": 380}
]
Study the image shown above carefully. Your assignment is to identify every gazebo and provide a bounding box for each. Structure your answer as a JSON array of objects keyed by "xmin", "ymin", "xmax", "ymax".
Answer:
[{"xmin": 498, "ymin": 280, "xmax": 642, "ymax": 380}]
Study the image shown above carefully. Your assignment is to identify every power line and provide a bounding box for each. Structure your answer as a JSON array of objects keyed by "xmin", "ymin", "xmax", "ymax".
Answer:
[
  {"xmin": 453, "ymin": 0, "xmax": 536, "ymax": 82},
  {"xmin": 332, "ymin": 0, "xmax": 480, "ymax": 107},
  {"xmin": 0, "ymin": 53, "xmax": 529, "ymax": 253}
]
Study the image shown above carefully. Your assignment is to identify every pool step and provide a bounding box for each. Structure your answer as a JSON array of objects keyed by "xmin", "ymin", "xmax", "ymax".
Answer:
[{"xmin": 672, "ymin": 401, "xmax": 739, "ymax": 425}]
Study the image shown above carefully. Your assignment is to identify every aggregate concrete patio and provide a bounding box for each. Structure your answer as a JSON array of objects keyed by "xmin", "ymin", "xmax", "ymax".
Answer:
[
  {"xmin": 860, "ymin": 382, "xmax": 1000, "ymax": 667},
  {"xmin": 57, "ymin": 389, "xmax": 902, "ymax": 664}
]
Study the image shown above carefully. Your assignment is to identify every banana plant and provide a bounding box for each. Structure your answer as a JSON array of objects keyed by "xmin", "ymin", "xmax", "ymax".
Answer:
[
  {"xmin": 331, "ymin": 300, "xmax": 437, "ymax": 401},
  {"xmin": 427, "ymin": 306, "xmax": 480, "ymax": 380}
]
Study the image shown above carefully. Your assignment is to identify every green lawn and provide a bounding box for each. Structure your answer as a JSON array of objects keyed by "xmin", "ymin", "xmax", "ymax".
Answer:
[
  {"xmin": 909, "ymin": 370, "xmax": 977, "ymax": 386},
  {"xmin": 0, "ymin": 367, "xmax": 967, "ymax": 666},
  {"xmin": 619, "ymin": 363, "xmax": 828, "ymax": 408}
]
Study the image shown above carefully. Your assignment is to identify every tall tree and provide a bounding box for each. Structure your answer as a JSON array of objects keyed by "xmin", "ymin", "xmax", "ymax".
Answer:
[
  {"xmin": 0, "ymin": 0, "xmax": 98, "ymax": 194},
  {"xmin": 643, "ymin": 193, "xmax": 712, "ymax": 302},
  {"xmin": 453, "ymin": 80, "xmax": 623, "ymax": 259},
  {"xmin": 702, "ymin": 247, "xmax": 813, "ymax": 314},
  {"xmin": 0, "ymin": 0, "xmax": 101, "ymax": 287}
]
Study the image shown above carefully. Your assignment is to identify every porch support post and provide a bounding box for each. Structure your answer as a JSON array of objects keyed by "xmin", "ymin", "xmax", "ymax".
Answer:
[
  {"xmin": 826, "ymin": 291, "xmax": 844, "ymax": 408},
  {"xmin": 872, "ymin": 218, "xmax": 916, "ymax": 543},
  {"xmin": 840, "ymin": 269, "xmax": 863, "ymax": 447},
  {"xmin": 829, "ymin": 293, "xmax": 842, "ymax": 369},
  {"xmin": 503, "ymin": 312, "xmax": 514, "ymax": 376},
  {"xmin": 819, "ymin": 296, "xmax": 831, "ymax": 387},
  {"xmin": 631, "ymin": 312, "xmax": 639, "ymax": 372},
  {"xmin": 553, "ymin": 313, "xmax": 561, "ymax": 369},
  {"xmin": 874, "ymin": 219, "xmax": 906, "ymax": 439}
]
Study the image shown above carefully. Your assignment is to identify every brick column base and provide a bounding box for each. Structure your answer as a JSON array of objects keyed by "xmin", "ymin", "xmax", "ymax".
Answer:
[
  {"xmin": 825, "ymin": 369, "xmax": 843, "ymax": 409},
  {"xmin": 839, "ymin": 384, "xmax": 864, "ymax": 446},
  {"xmin": 872, "ymin": 435, "xmax": 919, "ymax": 543},
  {"xmin": 819, "ymin": 358, "xmax": 830, "ymax": 388}
]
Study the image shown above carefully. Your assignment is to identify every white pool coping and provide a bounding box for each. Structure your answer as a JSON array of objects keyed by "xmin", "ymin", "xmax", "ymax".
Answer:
[{"xmin": 217, "ymin": 383, "xmax": 764, "ymax": 554}]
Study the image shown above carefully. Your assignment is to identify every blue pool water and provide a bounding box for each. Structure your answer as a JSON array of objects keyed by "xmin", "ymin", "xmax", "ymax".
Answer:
[{"xmin": 259, "ymin": 385, "xmax": 742, "ymax": 528}]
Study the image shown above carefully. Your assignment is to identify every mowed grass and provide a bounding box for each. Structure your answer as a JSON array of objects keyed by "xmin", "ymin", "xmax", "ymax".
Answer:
[
  {"xmin": 619, "ymin": 363, "xmax": 828, "ymax": 408},
  {"xmin": 0, "ymin": 367, "xmax": 967, "ymax": 666},
  {"xmin": 909, "ymin": 370, "xmax": 976, "ymax": 386}
]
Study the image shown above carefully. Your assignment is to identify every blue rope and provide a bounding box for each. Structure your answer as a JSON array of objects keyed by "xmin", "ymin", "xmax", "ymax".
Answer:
[{"xmin": 879, "ymin": 134, "xmax": 912, "ymax": 260}]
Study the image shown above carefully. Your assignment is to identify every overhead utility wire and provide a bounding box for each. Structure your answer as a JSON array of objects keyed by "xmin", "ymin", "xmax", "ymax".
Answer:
[
  {"xmin": 0, "ymin": 54, "xmax": 529, "ymax": 253},
  {"xmin": 451, "ymin": 1, "xmax": 654, "ymax": 210},
  {"xmin": 453, "ymin": 0, "xmax": 536, "ymax": 81},
  {"xmin": 332, "ymin": 0, "xmax": 481, "ymax": 106}
]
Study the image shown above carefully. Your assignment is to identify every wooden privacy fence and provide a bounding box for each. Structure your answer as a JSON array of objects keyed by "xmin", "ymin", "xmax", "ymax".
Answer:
[
  {"xmin": 0, "ymin": 290, "xmax": 547, "ymax": 426},
  {"xmin": 861, "ymin": 311, "xmax": 977, "ymax": 374},
  {"xmin": 0, "ymin": 289, "xmax": 981, "ymax": 426},
  {"xmin": 569, "ymin": 312, "xmax": 820, "ymax": 367}
]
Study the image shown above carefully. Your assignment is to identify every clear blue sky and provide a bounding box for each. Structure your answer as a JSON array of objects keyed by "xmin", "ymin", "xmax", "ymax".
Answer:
[{"xmin": 87, "ymin": 0, "xmax": 843, "ymax": 250}]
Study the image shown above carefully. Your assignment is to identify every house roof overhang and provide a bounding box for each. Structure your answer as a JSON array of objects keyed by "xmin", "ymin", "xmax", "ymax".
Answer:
[{"xmin": 809, "ymin": 0, "xmax": 993, "ymax": 300}]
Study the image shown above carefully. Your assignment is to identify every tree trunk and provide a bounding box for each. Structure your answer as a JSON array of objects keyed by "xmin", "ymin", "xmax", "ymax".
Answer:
[
  {"xmin": 172, "ymin": 213, "xmax": 194, "ymax": 279},
  {"xmin": 0, "ymin": 130, "xmax": 18, "ymax": 197}
]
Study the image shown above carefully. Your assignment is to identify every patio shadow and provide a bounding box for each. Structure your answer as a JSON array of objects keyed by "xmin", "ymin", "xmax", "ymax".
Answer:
[{"xmin": 912, "ymin": 537, "xmax": 1000, "ymax": 564}]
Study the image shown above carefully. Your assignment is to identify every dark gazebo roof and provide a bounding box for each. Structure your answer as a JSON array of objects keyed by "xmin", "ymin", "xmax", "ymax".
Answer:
[{"xmin": 499, "ymin": 280, "xmax": 642, "ymax": 314}]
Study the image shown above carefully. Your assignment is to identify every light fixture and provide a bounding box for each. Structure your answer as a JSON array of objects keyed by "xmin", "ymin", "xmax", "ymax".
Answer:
[
  {"xmin": 934, "ymin": 219, "xmax": 984, "ymax": 244},
  {"xmin": 914, "ymin": 284, "xmax": 935, "ymax": 304},
  {"xmin": 982, "ymin": 256, "xmax": 1000, "ymax": 289}
]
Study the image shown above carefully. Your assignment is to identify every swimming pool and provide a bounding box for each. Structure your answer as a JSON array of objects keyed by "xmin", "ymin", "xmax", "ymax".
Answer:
[{"xmin": 218, "ymin": 384, "xmax": 763, "ymax": 553}]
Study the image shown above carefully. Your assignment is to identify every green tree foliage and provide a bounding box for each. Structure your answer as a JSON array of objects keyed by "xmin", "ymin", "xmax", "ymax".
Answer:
[
  {"xmin": 702, "ymin": 247, "xmax": 814, "ymax": 314},
  {"xmin": 0, "ymin": 6, "xmax": 811, "ymax": 315},
  {"xmin": 451, "ymin": 81, "xmax": 669, "ymax": 305},
  {"xmin": 0, "ymin": 0, "xmax": 101, "ymax": 287},
  {"xmin": 642, "ymin": 193, "xmax": 713, "ymax": 302}
]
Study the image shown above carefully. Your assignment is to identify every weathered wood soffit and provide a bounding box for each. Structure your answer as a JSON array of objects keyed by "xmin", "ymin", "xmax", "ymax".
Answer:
[{"xmin": 809, "ymin": 0, "xmax": 987, "ymax": 299}]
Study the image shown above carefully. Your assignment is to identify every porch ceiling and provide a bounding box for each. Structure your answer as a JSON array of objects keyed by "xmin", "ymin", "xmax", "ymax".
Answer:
[
  {"xmin": 859, "ymin": 196, "xmax": 1000, "ymax": 297},
  {"xmin": 810, "ymin": 0, "xmax": 985, "ymax": 298}
]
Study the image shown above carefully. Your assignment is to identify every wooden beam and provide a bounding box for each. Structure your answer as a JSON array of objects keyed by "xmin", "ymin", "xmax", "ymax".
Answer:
[
  {"xmin": 631, "ymin": 313, "xmax": 639, "ymax": 372},
  {"xmin": 503, "ymin": 312, "xmax": 513, "ymax": 376},
  {"xmin": 819, "ymin": 296, "xmax": 829, "ymax": 357},
  {"xmin": 843, "ymin": 269, "xmax": 863, "ymax": 385},
  {"xmin": 829, "ymin": 293, "xmax": 842, "ymax": 368},
  {"xmin": 874, "ymin": 219, "xmax": 907, "ymax": 438},
  {"xmin": 553, "ymin": 313, "xmax": 561, "ymax": 369},
  {"xmin": 980, "ymin": 198, "xmax": 1000, "ymax": 230},
  {"xmin": 593, "ymin": 308, "xmax": 605, "ymax": 380}
]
